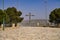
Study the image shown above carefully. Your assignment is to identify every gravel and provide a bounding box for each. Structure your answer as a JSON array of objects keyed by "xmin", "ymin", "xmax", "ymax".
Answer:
[{"xmin": 0, "ymin": 26, "xmax": 60, "ymax": 40}]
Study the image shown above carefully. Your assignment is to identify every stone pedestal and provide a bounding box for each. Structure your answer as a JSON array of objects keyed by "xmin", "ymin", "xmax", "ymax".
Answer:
[
  {"xmin": 37, "ymin": 22, "xmax": 40, "ymax": 26},
  {"xmin": 1, "ymin": 24, "xmax": 3, "ymax": 28},
  {"xmin": 1, "ymin": 24, "xmax": 4, "ymax": 30},
  {"xmin": 12, "ymin": 23, "xmax": 15, "ymax": 28}
]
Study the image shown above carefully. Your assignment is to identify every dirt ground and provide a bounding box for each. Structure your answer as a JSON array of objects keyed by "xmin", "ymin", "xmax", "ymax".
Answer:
[{"xmin": 0, "ymin": 26, "xmax": 60, "ymax": 40}]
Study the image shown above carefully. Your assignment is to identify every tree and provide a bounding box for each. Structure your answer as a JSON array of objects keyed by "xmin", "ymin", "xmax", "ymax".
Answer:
[
  {"xmin": 5, "ymin": 7, "xmax": 24, "ymax": 26},
  {"xmin": 49, "ymin": 8, "xmax": 60, "ymax": 26},
  {"xmin": 0, "ymin": 9, "xmax": 5, "ymax": 25},
  {"xmin": 0, "ymin": 7, "xmax": 24, "ymax": 26},
  {"xmin": 0, "ymin": 9, "xmax": 9, "ymax": 26}
]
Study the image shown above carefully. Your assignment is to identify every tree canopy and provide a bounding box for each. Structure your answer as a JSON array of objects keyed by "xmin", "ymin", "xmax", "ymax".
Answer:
[
  {"xmin": 0, "ymin": 7, "xmax": 23, "ymax": 25},
  {"xmin": 49, "ymin": 8, "xmax": 60, "ymax": 24}
]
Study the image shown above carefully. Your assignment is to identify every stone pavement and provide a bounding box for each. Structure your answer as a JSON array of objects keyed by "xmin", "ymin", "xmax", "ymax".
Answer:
[{"xmin": 0, "ymin": 26, "xmax": 60, "ymax": 40}]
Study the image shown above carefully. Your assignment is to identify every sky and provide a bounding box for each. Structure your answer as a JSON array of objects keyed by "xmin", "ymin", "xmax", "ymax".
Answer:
[{"xmin": 0, "ymin": 0, "xmax": 60, "ymax": 20}]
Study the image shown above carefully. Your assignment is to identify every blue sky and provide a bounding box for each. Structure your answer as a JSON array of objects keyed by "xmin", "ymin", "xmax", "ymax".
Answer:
[{"xmin": 0, "ymin": 0, "xmax": 60, "ymax": 20}]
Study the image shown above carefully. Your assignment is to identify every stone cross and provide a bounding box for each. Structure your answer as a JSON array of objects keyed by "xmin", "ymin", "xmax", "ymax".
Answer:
[{"xmin": 26, "ymin": 12, "xmax": 35, "ymax": 24}]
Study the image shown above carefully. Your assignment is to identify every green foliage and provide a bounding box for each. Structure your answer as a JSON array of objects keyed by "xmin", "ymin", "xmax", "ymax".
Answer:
[
  {"xmin": 0, "ymin": 7, "xmax": 24, "ymax": 25},
  {"xmin": 0, "ymin": 9, "xmax": 8, "ymax": 24},
  {"xmin": 49, "ymin": 8, "xmax": 60, "ymax": 24},
  {"xmin": 0, "ymin": 9, "xmax": 4, "ymax": 24},
  {"xmin": 6, "ymin": 7, "xmax": 24, "ymax": 23}
]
